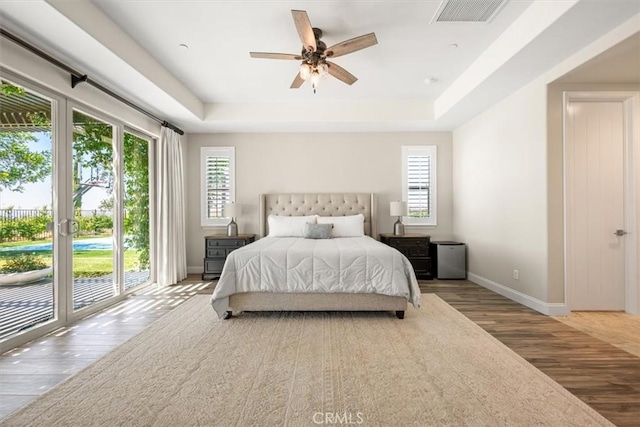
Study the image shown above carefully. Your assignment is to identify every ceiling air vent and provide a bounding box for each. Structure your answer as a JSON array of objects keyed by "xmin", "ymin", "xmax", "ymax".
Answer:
[{"xmin": 432, "ymin": 0, "xmax": 508, "ymax": 23}]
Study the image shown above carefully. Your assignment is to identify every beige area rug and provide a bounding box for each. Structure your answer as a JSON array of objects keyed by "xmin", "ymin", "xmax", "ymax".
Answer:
[
  {"xmin": 1, "ymin": 295, "xmax": 612, "ymax": 427},
  {"xmin": 195, "ymin": 280, "xmax": 217, "ymax": 294}
]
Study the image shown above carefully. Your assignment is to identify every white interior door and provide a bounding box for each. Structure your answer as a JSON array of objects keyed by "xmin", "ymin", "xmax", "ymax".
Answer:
[{"xmin": 566, "ymin": 100, "xmax": 625, "ymax": 310}]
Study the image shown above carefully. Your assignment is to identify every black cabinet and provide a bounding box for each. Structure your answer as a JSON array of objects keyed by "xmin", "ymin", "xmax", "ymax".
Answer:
[
  {"xmin": 380, "ymin": 233, "xmax": 433, "ymax": 280},
  {"xmin": 202, "ymin": 234, "xmax": 255, "ymax": 280}
]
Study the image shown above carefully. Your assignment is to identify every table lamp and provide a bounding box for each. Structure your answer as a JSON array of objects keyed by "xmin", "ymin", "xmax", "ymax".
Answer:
[
  {"xmin": 224, "ymin": 202, "xmax": 241, "ymax": 237},
  {"xmin": 390, "ymin": 201, "xmax": 407, "ymax": 236}
]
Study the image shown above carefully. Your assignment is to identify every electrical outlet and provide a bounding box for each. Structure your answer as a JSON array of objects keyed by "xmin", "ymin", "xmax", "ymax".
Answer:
[{"xmin": 513, "ymin": 270, "xmax": 519, "ymax": 280}]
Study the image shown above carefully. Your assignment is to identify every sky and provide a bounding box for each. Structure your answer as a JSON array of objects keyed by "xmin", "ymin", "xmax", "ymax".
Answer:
[{"xmin": 1, "ymin": 132, "xmax": 108, "ymax": 210}]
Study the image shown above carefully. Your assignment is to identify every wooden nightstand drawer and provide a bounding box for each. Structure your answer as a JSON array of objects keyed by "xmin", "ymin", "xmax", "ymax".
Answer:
[
  {"xmin": 203, "ymin": 234, "xmax": 256, "ymax": 280},
  {"xmin": 408, "ymin": 247, "xmax": 428, "ymax": 257},
  {"xmin": 207, "ymin": 238, "xmax": 247, "ymax": 248},
  {"xmin": 379, "ymin": 233, "xmax": 433, "ymax": 280},
  {"xmin": 207, "ymin": 248, "xmax": 226, "ymax": 258},
  {"xmin": 408, "ymin": 257, "xmax": 431, "ymax": 275},
  {"xmin": 204, "ymin": 259, "xmax": 226, "ymax": 273},
  {"xmin": 389, "ymin": 238, "xmax": 404, "ymax": 246}
]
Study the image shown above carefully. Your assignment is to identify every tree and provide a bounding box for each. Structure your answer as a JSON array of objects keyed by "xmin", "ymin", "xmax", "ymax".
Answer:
[
  {"xmin": 0, "ymin": 131, "xmax": 51, "ymax": 193},
  {"xmin": 2, "ymin": 83, "xmax": 150, "ymax": 271},
  {"xmin": 72, "ymin": 110, "xmax": 113, "ymax": 209},
  {"xmin": 98, "ymin": 197, "xmax": 114, "ymax": 211},
  {"xmin": 123, "ymin": 133, "xmax": 150, "ymax": 269},
  {"xmin": 0, "ymin": 83, "xmax": 52, "ymax": 193}
]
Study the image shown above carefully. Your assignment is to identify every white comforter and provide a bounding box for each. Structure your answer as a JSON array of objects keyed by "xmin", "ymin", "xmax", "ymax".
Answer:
[{"xmin": 210, "ymin": 236, "xmax": 421, "ymax": 318}]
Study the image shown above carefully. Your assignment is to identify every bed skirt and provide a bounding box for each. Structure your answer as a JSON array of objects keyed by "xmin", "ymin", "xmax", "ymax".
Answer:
[{"xmin": 228, "ymin": 292, "xmax": 407, "ymax": 314}]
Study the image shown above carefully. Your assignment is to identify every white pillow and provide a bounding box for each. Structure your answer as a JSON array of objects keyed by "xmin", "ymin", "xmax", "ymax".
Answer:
[
  {"xmin": 317, "ymin": 214, "xmax": 365, "ymax": 237},
  {"xmin": 268, "ymin": 215, "xmax": 317, "ymax": 237}
]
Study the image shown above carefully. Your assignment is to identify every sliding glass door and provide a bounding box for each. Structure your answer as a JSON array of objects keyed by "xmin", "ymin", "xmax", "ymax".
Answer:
[
  {"xmin": 71, "ymin": 109, "xmax": 117, "ymax": 311},
  {"xmin": 67, "ymin": 109, "xmax": 154, "ymax": 312},
  {"xmin": 0, "ymin": 77, "xmax": 56, "ymax": 341},
  {"xmin": 123, "ymin": 131, "xmax": 151, "ymax": 291},
  {"xmin": 0, "ymin": 70, "xmax": 154, "ymax": 350}
]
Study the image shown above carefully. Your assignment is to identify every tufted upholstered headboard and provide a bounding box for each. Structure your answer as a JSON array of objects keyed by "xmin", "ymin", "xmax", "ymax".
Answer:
[{"xmin": 259, "ymin": 193, "xmax": 377, "ymax": 238}]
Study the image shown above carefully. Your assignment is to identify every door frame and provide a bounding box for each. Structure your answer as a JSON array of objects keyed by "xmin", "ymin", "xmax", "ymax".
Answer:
[
  {"xmin": 0, "ymin": 69, "xmax": 67, "ymax": 352},
  {"xmin": 0, "ymin": 70, "xmax": 157, "ymax": 353},
  {"xmin": 66, "ymin": 101, "xmax": 126, "ymax": 322},
  {"xmin": 124, "ymin": 127, "xmax": 157, "ymax": 287},
  {"xmin": 563, "ymin": 91, "xmax": 640, "ymax": 314}
]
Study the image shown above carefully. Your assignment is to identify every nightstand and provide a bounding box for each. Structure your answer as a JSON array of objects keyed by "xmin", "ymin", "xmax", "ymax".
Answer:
[
  {"xmin": 379, "ymin": 233, "xmax": 433, "ymax": 280},
  {"xmin": 202, "ymin": 234, "xmax": 256, "ymax": 280}
]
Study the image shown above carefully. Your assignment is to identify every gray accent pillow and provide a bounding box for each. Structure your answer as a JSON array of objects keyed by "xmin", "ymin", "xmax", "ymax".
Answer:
[{"xmin": 304, "ymin": 223, "xmax": 333, "ymax": 239}]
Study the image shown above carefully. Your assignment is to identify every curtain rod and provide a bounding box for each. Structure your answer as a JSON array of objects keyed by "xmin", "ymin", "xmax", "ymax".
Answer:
[{"xmin": 0, "ymin": 28, "xmax": 185, "ymax": 136}]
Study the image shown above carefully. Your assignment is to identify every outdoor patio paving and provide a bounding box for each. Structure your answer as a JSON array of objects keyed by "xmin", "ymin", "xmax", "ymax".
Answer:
[{"xmin": 0, "ymin": 271, "xmax": 150, "ymax": 341}]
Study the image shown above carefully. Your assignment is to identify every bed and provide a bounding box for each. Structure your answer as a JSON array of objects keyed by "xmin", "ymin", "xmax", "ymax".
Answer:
[{"xmin": 210, "ymin": 193, "xmax": 420, "ymax": 319}]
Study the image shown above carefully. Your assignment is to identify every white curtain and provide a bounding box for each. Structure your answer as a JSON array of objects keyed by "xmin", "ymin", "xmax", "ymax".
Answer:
[{"xmin": 155, "ymin": 127, "xmax": 187, "ymax": 286}]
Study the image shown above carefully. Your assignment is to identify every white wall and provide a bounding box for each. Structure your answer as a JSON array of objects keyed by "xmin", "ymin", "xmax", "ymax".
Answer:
[
  {"xmin": 185, "ymin": 132, "xmax": 452, "ymax": 271},
  {"xmin": 453, "ymin": 83, "xmax": 549, "ymax": 302},
  {"xmin": 453, "ymin": 18, "xmax": 639, "ymax": 311}
]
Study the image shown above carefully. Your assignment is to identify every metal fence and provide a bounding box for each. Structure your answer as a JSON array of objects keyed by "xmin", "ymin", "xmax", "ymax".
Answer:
[
  {"xmin": 0, "ymin": 209, "xmax": 114, "ymax": 243},
  {"xmin": 0, "ymin": 208, "xmax": 47, "ymax": 221}
]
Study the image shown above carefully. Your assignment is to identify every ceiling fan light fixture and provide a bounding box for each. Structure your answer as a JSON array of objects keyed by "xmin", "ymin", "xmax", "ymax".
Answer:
[
  {"xmin": 300, "ymin": 63, "xmax": 312, "ymax": 80},
  {"xmin": 311, "ymin": 70, "xmax": 321, "ymax": 85},
  {"xmin": 311, "ymin": 70, "xmax": 322, "ymax": 93},
  {"xmin": 318, "ymin": 63, "xmax": 329, "ymax": 77}
]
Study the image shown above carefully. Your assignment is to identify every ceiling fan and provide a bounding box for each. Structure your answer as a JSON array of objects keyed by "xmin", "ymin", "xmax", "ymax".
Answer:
[{"xmin": 250, "ymin": 10, "xmax": 378, "ymax": 93}]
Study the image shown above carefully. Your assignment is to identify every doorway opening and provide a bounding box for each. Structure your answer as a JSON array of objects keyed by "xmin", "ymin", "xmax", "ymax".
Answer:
[{"xmin": 563, "ymin": 91, "xmax": 639, "ymax": 314}]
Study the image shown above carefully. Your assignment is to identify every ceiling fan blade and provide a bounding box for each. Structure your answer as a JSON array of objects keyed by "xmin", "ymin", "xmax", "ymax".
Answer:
[
  {"xmin": 292, "ymin": 10, "xmax": 316, "ymax": 52},
  {"xmin": 290, "ymin": 72, "xmax": 305, "ymax": 89},
  {"xmin": 250, "ymin": 52, "xmax": 302, "ymax": 60},
  {"xmin": 325, "ymin": 33, "xmax": 378, "ymax": 58},
  {"xmin": 327, "ymin": 61, "xmax": 358, "ymax": 85}
]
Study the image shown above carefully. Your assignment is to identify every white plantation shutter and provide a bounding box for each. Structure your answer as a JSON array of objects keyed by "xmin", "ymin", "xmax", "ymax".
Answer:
[
  {"xmin": 201, "ymin": 147, "xmax": 235, "ymax": 226},
  {"xmin": 402, "ymin": 146, "xmax": 437, "ymax": 225},
  {"xmin": 407, "ymin": 155, "xmax": 431, "ymax": 217},
  {"xmin": 205, "ymin": 156, "xmax": 230, "ymax": 218}
]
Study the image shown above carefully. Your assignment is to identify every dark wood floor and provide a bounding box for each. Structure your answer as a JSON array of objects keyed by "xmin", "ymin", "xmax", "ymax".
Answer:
[
  {"xmin": 1, "ymin": 278, "xmax": 638, "ymax": 425},
  {"xmin": 420, "ymin": 280, "xmax": 640, "ymax": 427}
]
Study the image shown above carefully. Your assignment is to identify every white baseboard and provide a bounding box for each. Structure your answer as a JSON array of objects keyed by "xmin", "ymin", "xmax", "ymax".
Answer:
[
  {"xmin": 187, "ymin": 266, "xmax": 203, "ymax": 275},
  {"xmin": 467, "ymin": 273, "xmax": 570, "ymax": 316}
]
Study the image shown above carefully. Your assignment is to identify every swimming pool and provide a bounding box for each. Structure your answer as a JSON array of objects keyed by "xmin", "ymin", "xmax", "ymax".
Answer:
[{"xmin": 0, "ymin": 237, "xmax": 114, "ymax": 252}]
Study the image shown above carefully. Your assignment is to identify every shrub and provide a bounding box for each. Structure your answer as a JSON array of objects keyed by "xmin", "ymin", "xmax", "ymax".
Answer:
[
  {"xmin": 0, "ymin": 219, "xmax": 16, "ymax": 242},
  {"xmin": 0, "ymin": 253, "xmax": 48, "ymax": 273},
  {"xmin": 13, "ymin": 210, "xmax": 51, "ymax": 240},
  {"xmin": 78, "ymin": 212, "xmax": 113, "ymax": 235},
  {"xmin": 15, "ymin": 217, "xmax": 42, "ymax": 240}
]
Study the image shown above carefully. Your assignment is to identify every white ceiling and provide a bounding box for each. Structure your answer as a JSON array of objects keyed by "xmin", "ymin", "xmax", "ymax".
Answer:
[
  {"xmin": 91, "ymin": 0, "xmax": 532, "ymax": 104},
  {"xmin": 0, "ymin": 0, "xmax": 638, "ymax": 133},
  {"xmin": 553, "ymin": 31, "xmax": 640, "ymax": 84}
]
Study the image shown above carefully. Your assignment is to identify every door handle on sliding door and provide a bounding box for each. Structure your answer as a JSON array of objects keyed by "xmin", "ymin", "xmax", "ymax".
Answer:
[
  {"xmin": 58, "ymin": 219, "xmax": 69, "ymax": 236},
  {"xmin": 70, "ymin": 219, "xmax": 80, "ymax": 236},
  {"xmin": 58, "ymin": 219, "xmax": 79, "ymax": 236}
]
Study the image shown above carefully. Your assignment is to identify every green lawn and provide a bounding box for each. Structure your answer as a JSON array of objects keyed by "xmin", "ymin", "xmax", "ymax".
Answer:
[
  {"xmin": 71, "ymin": 250, "xmax": 142, "ymax": 277},
  {"xmin": 0, "ymin": 239, "xmax": 143, "ymax": 277},
  {"xmin": 0, "ymin": 235, "xmax": 111, "ymax": 248}
]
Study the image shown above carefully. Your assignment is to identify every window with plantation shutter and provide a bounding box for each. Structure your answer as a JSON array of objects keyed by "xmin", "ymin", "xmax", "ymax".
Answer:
[
  {"xmin": 201, "ymin": 147, "xmax": 235, "ymax": 226},
  {"xmin": 402, "ymin": 146, "xmax": 437, "ymax": 226}
]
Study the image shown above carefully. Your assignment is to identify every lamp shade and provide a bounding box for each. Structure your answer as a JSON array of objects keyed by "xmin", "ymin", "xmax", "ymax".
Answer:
[
  {"xmin": 390, "ymin": 201, "xmax": 407, "ymax": 216},
  {"xmin": 223, "ymin": 202, "xmax": 241, "ymax": 218}
]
